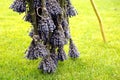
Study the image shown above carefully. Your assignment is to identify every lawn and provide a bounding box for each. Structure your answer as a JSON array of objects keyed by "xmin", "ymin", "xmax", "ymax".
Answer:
[{"xmin": 0, "ymin": 0, "xmax": 120, "ymax": 80}]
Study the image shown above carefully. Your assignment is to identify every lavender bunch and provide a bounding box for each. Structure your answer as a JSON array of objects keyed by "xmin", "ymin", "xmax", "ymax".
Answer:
[
  {"xmin": 46, "ymin": 0, "xmax": 62, "ymax": 15},
  {"xmin": 57, "ymin": 46, "xmax": 67, "ymax": 61},
  {"xmin": 38, "ymin": 56, "xmax": 57, "ymax": 73},
  {"xmin": 69, "ymin": 39, "xmax": 80, "ymax": 58},
  {"xmin": 10, "ymin": 0, "xmax": 26, "ymax": 13},
  {"xmin": 37, "ymin": 8, "xmax": 56, "ymax": 44},
  {"xmin": 10, "ymin": 0, "xmax": 80, "ymax": 74},
  {"xmin": 50, "ymin": 25, "xmax": 66, "ymax": 47},
  {"xmin": 25, "ymin": 35, "xmax": 48, "ymax": 59},
  {"xmin": 66, "ymin": 0, "xmax": 78, "ymax": 17}
]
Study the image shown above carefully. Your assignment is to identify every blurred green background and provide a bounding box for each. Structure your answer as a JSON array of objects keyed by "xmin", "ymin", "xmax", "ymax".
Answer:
[{"xmin": 0, "ymin": 0, "xmax": 120, "ymax": 80}]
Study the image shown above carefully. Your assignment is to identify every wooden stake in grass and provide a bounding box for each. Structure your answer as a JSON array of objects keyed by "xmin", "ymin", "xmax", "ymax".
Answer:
[{"xmin": 90, "ymin": 0, "xmax": 106, "ymax": 42}]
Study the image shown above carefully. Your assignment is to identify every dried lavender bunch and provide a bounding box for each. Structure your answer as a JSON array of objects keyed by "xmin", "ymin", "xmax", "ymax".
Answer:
[
  {"xmin": 38, "ymin": 56, "xmax": 57, "ymax": 73},
  {"xmin": 46, "ymin": 0, "xmax": 62, "ymax": 15},
  {"xmin": 57, "ymin": 46, "xmax": 67, "ymax": 61},
  {"xmin": 50, "ymin": 24, "xmax": 66, "ymax": 47},
  {"xmin": 10, "ymin": 0, "xmax": 80, "ymax": 74},
  {"xmin": 37, "ymin": 8, "xmax": 56, "ymax": 44},
  {"xmin": 69, "ymin": 39, "xmax": 80, "ymax": 58},
  {"xmin": 25, "ymin": 40, "xmax": 37, "ymax": 60},
  {"xmin": 25, "ymin": 41, "xmax": 48, "ymax": 59},
  {"xmin": 66, "ymin": 0, "xmax": 77, "ymax": 17},
  {"xmin": 67, "ymin": 6, "xmax": 77, "ymax": 17},
  {"xmin": 25, "ymin": 35, "xmax": 48, "ymax": 59},
  {"xmin": 38, "ymin": 17, "xmax": 56, "ymax": 34},
  {"xmin": 10, "ymin": 0, "xmax": 26, "ymax": 13}
]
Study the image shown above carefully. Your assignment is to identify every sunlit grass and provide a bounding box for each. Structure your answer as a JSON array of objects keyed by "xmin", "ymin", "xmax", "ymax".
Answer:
[{"xmin": 0, "ymin": 0, "xmax": 120, "ymax": 80}]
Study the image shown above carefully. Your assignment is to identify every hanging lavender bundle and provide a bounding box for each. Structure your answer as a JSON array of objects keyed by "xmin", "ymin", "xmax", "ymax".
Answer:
[
  {"xmin": 10, "ymin": 0, "xmax": 26, "ymax": 13},
  {"xmin": 25, "ymin": 35, "xmax": 49, "ymax": 59},
  {"xmin": 38, "ymin": 45, "xmax": 58, "ymax": 73},
  {"xmin": 57, "ymin": 46, "xmax": 67, "ymax": 61},
  {"xmin": 38, "ymin": 56, "xmax": 57, "ymax": 73},
  {"xmin": 46, "ymin": 0, "xmax": 62, "ymax": 16},
  {"xmin": 66, "ymin": 0, "xmax": 78, "ymax": 17},
  {"xmin": 25, "ymin": 40, "xmax": 38, "ymax": 60},
  {"xmin": 69, "ymin": 39, "xmax": 80, "ymax": 58},
  {"xmin": 37, "ymin": 8, "xmax": 56, "ymax": 44},
  {"xmin": 10, "ymin": 0, "xmax": 80, "ymax": 73},
  {"xmin": 50, "ymin": 24, "xmax": 66, "ymax": 47}
]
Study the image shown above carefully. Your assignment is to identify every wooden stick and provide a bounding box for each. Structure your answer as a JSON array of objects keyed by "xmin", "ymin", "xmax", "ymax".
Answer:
[
  {"xmin": 90, "ymin": 0, "xmax": 106, "ymax": 42},
  {"xmin": 27, "ymin": 0, "xmax": 38, "ymax": 35}
]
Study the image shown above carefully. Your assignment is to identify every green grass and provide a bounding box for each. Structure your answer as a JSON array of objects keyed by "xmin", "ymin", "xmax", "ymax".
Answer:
[{"xmin": 0, "ymin": 0, "xmax": 120, "ymax": 80}]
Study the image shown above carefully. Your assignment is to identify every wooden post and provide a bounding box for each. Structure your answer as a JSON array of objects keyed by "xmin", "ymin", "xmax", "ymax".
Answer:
[
  {"xmin": 90, "ymin": 0, "xmax": 106, "ymax": 42},
  {"xmin": 27, "ymin": 0, "xmax": 38, "ymax": 35}
]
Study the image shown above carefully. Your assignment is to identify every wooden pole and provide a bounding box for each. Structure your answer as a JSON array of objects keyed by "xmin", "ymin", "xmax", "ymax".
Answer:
[
  {"xmin": 27, "ymin": 0, "xmax": 38, "ymax": 35},
  {"xmin": 90, "ymin": 0, "xmax": 106, "ymax": 42}
]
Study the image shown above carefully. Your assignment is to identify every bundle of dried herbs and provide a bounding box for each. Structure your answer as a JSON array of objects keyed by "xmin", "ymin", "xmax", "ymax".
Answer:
[{"xmin": 10, "ymin": 0, "xmax": 80, "ymax": 73}]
